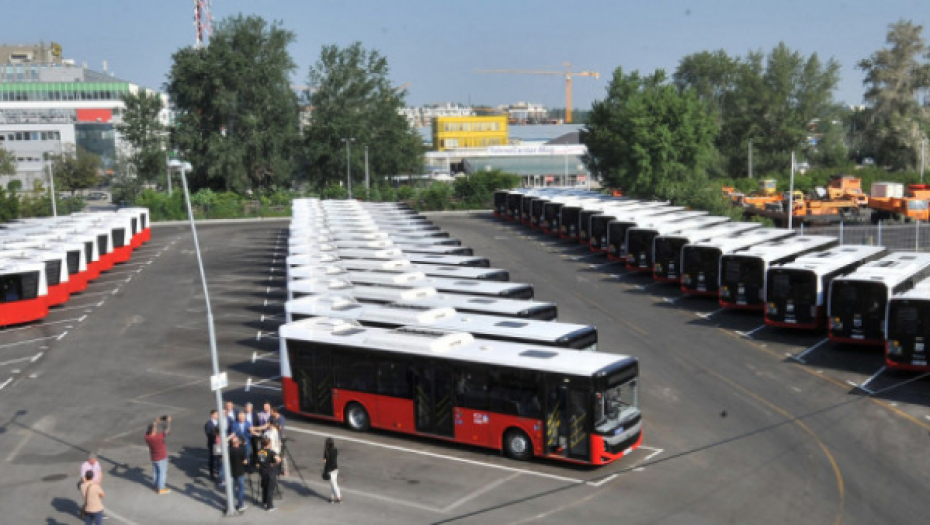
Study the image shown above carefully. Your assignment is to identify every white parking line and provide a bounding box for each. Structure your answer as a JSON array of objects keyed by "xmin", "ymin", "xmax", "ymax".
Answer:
[
  {"xmin": 0, "ymin": 377, "xmax": 13, "ymax": 390},
  {"xmin": 735, "ymin": 324, "xmax": 767, "ymax": 338},
  {"xmin": 52, "ymin": 301, "xmax": 104, "ymax": 312},
  {"xmin": 286, "ymin": 426, "xmax": 586, "ymax": 485},
  {"xmin": 0, "ymin": 316, "xmax": 83, "ymax": 333},
  {"xmin": 790, "ymin": 338, "xmax": 830, "ymax": 363},
  {"xmin": 0, "ymin": 334, "xmax": 62, "ymax": 349},
  {"xmin": 0, "ymin": 353, "xmax": 43, "ymax": 367},
  {"xmin": 697, "ymin": 308, "xmax": 724, "ymax": 319},
  {"xmin": 853, "ymin": 366, "xmax": 886, "ymax": 394},
  {"xmin": 442, "ymin": 472, "xmax": 522, "ymax": 511}
]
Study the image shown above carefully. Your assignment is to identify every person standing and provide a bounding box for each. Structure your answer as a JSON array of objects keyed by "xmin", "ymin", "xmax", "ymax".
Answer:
[
  {"xmin": 255, "ymin": 437, "xmax": 281, "ymax": 512},
  {"xmin": 232, "ymin": 412, "xmax": 253, "ymax": 466},
  {"xmin": 264, "ymin": 418, "xmax": 287, "ymax": 477},
  {"xmin": 204, "ymin": 410, "xmax": 220, "ymax": 480},
  {"xmin": 224, "ymin": 401, "xmax": 237, "ymax": 430},
  {"xmin": 144, "ymin": 416, "xmax": 172, "ymax": 495},
  {"xmin": 323, "ymin": 438, "xmax": 341, "ymax": 504},
  {"xmin": 80, "ymin": 470, "xmax": 105, "ymax": 525},
  {"xmin": 80, "ymin": 453, "xmax": 103, "ymax": 485},
  {"xmin": 228, "ymin": 435, "xmax": 249, "ymax": 513}
]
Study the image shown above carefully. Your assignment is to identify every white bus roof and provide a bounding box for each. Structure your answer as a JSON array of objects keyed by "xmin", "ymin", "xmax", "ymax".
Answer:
[
  {"xmin": 347, "ymin": 271, "xmax": 529, "ymax": 296},
  {"xmin": 612, "ymin": 209, "xmax": 708, "ymax": 226},
  {"xmin": 280, "ymin": 317, "xmax": 632, "ymax": 377},
  {"xmin": 628, "ymin": 215, "xmax": 730, "ymax": 237},
  {"xmin": 656, "ymin": 222, "xmax": 761, "ymax": 245},
  {"xmin": 685, "ymin": 228, "xmax": 796, "ymax": 255},
  {"xmin": 889, "ymin": 276, "xmax": 930, "ymax": 300},
  {"xmin": 772, "ymin": 245, "xmax": 888, "ymax": 276},
  {"xmin": 722, "ymin": 235, "xmax": 838, "ymax": 264},
  {"xmin": 288, "ymin": 265, "xmax": 348, "ymax": 280},
  {"xmin": 334, "ymin": 240, "xmax": 395, "ymax": 250},
  {"xmin": 337, "ymin": 248, "xmax": 406, "ymax": 260},
  {"xmin": 832, "ymin": 252, "xmax": 930, "ymax": 287},
  {"xmin": 403, "ymin": 253, "xmax": 489, "ymax": 266},
  {"xmin": 336, "ymin": 259, "xmax": 506, "ymax": 280},
  {"xmin": 285, "ymin": 296, "xmax": 589, "ymax": 343}
]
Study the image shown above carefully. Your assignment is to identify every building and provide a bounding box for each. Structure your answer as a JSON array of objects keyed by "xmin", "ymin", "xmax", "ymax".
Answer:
[
  {"xmin": 0, "ymin": 43, "xmax": 170, "ymax": 191},
  {"xmin": 400, "ymin": 103, "xmax": 474, "ymax": 128},
  {"xmin": 499, "ymin": 102, "xmax": 550, "ymax": 124},
  {"xmin": 431, "ymin": 114, "xmax": 508, "ymax": 152}
]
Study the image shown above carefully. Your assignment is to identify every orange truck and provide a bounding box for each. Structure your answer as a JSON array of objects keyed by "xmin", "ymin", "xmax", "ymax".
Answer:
[
  {"xmin": 735, "ymin": 179, "xmax": 783, "ymax": 209},
  {"xmin": 868, "ymin": 182, "xmax": 930, "ymax": 223},
  {"xmin": 827, "ymin": 175, "xmax": 868, "ymax": 207}
]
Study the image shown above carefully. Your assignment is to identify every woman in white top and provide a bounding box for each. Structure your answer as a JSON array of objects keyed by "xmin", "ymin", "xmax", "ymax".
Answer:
[{"xmin": 264, "ymin": 419, "xmax": 286, "ymax": 475}]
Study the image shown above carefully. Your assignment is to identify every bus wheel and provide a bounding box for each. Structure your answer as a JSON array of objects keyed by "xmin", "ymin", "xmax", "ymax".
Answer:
[
  {"xmin": 503, "ymin": 429, "xmax": 533, "ymax": 461},
  {"xmin": 345, "ymin": 402, "xmax": 370, "ymax": 432}
]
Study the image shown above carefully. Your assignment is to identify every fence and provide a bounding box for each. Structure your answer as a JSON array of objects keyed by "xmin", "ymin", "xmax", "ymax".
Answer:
[{"xmin": 801, "ymin": 221, "xmax": 930, "ymax": 252}]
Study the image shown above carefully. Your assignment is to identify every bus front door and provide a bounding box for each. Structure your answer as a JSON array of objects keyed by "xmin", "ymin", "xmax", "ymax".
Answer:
[
  {"xmin": 413, "ymin": 366, "xmax": 455, "ymax": 437},
  {"xmin": 545, "ymin": 384, "xmax": 590, "ymax": 461},
  {"xmin": 293, "ymin": 347, "xmax": 334, "ymax": 417}
]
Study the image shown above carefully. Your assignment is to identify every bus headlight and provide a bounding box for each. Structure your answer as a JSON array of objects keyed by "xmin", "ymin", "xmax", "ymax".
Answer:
[{"xmin": 888, "ymin": 340, "xmax": 903, "ymax": 356}]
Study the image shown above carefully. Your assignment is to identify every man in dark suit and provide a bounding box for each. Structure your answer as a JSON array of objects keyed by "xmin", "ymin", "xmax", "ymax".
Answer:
[{"xmin": 204, "ymin": 409, "xmax": 220, "ymax": 480}]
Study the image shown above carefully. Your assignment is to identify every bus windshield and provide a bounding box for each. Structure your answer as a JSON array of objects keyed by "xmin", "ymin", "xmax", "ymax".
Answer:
[
  {"xmin": 770, "ymin": 270, "xmax": 816, "ymax": 304},
  {"xmin": 891, "ymin": 303, "xmax": 930, "ymax": 337},
  {"xmin": 832, "ymin": 280, "xmax": 886, "ymax": 317},
  {"xmin": 594, "ymin": 373, "xmax": 638, "ymax": 433}
]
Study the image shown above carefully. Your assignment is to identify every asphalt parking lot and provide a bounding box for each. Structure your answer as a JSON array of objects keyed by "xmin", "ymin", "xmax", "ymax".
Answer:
[{"xmin": 2, "ymin": 213, "xmax": 930, "ymax": 524}]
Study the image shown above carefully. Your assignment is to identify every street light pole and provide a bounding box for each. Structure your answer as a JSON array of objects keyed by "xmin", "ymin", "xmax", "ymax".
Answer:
[
  {"xmin": 169, "ymin": 159, "xmax": 237, "ymax": 516},
  {"xmin": 788, "ymin": 151, "xmax": 796, "ymax": 231},
  {"xmin": 165, "ymin": 151, "xmax": 172, "ymax": 196},
  {"xmin": 748, "ymin": 138, "xmax": 753, "ymax": 179},
  {"xmin": 342, "ymin": 138, "xmax": 355, "ymax": 199},
  {"xmin": 365, "ymin": 145, "xmax": 370, "ymax": 193},
  {"xmin": 921, "ymin": 138, "xmax": 926, "ymax": 183}
]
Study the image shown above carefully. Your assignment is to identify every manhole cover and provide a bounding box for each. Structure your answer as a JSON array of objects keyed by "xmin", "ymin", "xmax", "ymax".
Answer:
[
  {"xmin": 42, "ymin": 474, "xmax": 69, "ymax": 482},
  {"xmin": 407, "ymin": 480, "xmax": 420, "ymax": 485}
]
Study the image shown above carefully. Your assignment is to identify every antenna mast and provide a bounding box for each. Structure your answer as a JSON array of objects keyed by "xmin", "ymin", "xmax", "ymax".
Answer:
[{"xmin": 194, "ymin": 0, "xmax": 213, "ymax": 48}]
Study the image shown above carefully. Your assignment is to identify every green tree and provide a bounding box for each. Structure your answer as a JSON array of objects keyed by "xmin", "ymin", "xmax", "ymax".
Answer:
[
  {"xmin": 303, "ymin": 42, "xmax": 424, "ymax": 191},
  {"xmin": 858, "ymin": 20, "xmax": 930, "ymax": 170},
  {"xmin": 110, "ymin": 153, "xmax": 145, "ymax": 205},
  {"xmin": 52, "ymin": 148, "xmax": 101, "ymax": 196},
  {"xmin": 581, "ymin": 68, "xmax": 718, "ymax": 200},
  {"xmin": 0, "ymin": 146, "xmax": 15, "ymax": 176},
  {"xmin": 116, "ymin": 89, "xmax": 166, "ymax": 184},
  {"xmin": 168, "ymin": 15, "xmax": 300, "ymax": 192}
]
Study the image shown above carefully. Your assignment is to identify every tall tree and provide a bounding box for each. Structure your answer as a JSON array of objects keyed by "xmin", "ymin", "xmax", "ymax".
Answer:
[
  {"xmin": 167, "ymin": 15, "xmax": 300, "ymax": 192},
  {"xmin": 303, "ymin": 42, "xmax": 424, "ymax": 191},
  {"xmin": 858, "ymin": 20, "xmax": 930, "ymax": 170},
  {"xmin": 116, "ymin": 89, "xmax": 165, "ymax": 184},
  {"xmin": 675, "ymin": 44, "xmax": 840, "ymax": 177},
  {"xmin": 581, "ymin": 68, "xmax": 718, "ymax": 200},
  {"xmin": 53, "ymin": 147, "xmax": 101, "ymax": 196},
  {"xmin": 0, "ymin": 147, "xmax": 18, "ymax": 220}
]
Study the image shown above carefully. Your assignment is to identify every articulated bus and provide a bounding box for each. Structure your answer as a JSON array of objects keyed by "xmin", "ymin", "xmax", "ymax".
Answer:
[
  {"xmin": 607, "ymin": 210, "xmax": 707, "ymax": 262},
  {"xmin": 680, "ymin": 229, "xmax": 796, "ymax": 297},
  {"xmin": 589, "ymin": 204, "xmax": 677, "ymax": 253},
  {"xmin": 765, "ymin": 245, "xmax": 888, "ymax": 329},
  {"xmin": 653, "ymin": 222, "xmax": 761, "ymax": 283},
  {"xmin": 885, "ymin": 278, "xmax": 930, "ymax": 371},
  {"xmin": 0, "ymin": 259, "xmax": 48, "ymax": 326},
  {"xmin": 828, "ymin": 252, "xmax": 930, "ymax": 346},
  {"xmin": 347, "ymin": 270, "xmax": 534, "ymax": 299},
  {"xmin": 279, "ymin": 317, "xmax": 641, "ymax": 464},
  {"xmin": 287, "ymin": 279, "xmax": 558, "ymax": 320},
  {"xmin": 625, "ymin": 216, "xmax": 731, "ymax": 272},
  {"xmin": 0, "ymin": 228, "xmax": 91, "ymax": 292},
  {"xmin": 285, "ymin": 295, "xmax": 597, "ymax": 350},
  {"xmin": 719, "ymin": 235, "xmax": 839, "ymax": 310},
  {"xmin": 336, "ymin": 258, "xmax": 510, "ymax": 281}
]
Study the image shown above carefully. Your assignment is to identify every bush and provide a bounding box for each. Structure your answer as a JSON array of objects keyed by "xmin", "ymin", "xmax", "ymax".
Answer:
[
  {"xmin": 321, "ymin": 185, "xmax": 348, "ymax": 200},
  {"xmin": 417, "ymin": 182, "xmax": 454, "ymax": 211},
  {"xmin": 135, "ymin": 189, "xmax": 186, "ymax": 221},
  {"xmin": 395, "ymin": 185, "xmax": 413, "ymax": 202}
]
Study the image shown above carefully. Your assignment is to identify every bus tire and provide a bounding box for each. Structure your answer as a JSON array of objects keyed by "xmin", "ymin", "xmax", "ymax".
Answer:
[
  {"xmin": 503, "ymin": 429, "xmax": 533, "ymax": 461},
  {"xmin": 345, "ymin": 402, "xmax": 370, "ymax": 432}
]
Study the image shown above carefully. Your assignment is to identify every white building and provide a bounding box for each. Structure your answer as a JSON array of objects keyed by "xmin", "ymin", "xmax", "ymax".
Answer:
[
  {"xmin": 0, "ymin": 43, "xmax": 170, "ymax": 191},
  {"xmin": 400, "ymin": 103, "xmax": 474, "ymax": 128}
]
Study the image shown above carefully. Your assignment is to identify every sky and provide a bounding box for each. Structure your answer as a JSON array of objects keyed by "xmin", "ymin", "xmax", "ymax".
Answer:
[{"xmin": 5, "ymin": 0, "xmax": 929, "ymax": 109}]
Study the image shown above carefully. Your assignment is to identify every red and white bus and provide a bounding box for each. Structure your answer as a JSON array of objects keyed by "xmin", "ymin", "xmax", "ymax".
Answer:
[
  {"xmin": 885, "ymin": 278, "xmax": 930, "ymax": 371},
  {"xmin": 0, "ymin": 259, "xmax": 48, "ymax": 327},
  {"xmin": 280, "ymin": 317, "xmax": 642, "ymax": 465}
]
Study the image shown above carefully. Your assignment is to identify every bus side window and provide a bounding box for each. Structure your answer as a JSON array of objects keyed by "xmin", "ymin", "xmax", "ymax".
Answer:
[
  {"xmin": 488, "ymin": 369, "xmax": 542, "ymax": 419},
  {"xmin": 456, "ymin": 368, "xmax": 489, "ymax": 411},
  {"xmin": 335, "ymin": 350, "xmax": 376, "ymax": 393},
  {"xmin": 377, "ymin": 359, "xmax": 411, "ymax": 398}
]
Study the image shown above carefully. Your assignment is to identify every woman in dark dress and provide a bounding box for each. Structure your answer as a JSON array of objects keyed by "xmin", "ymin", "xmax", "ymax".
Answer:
[{"xmin": 323, "ymin": 438, "xmax": 341, "ymax": 503}]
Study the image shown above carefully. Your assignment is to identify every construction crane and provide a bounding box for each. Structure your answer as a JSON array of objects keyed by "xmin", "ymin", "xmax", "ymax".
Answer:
[{"xmin": 475, "ymin": 63, "xmax": 600, "ymax": 124}]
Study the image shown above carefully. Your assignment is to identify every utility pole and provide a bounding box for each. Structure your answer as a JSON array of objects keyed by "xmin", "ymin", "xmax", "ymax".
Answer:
[
  {"xmin": 365, "ymin": 145, "xmax": 370, "ymax": 192},
  {"xmin": 788, "ymin": 151, "xmax": 796, "ymax": 231},
  {"xmin": 921, "ymin": 138, "xmax": 926, "ymax": 183},
  {"xmin": 748, "ymin": 138, "xmax": 753, "ymax": 179},
  {"xmin": 165, "ymin": 151, "xmax": 172, "ymax": 196}
]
